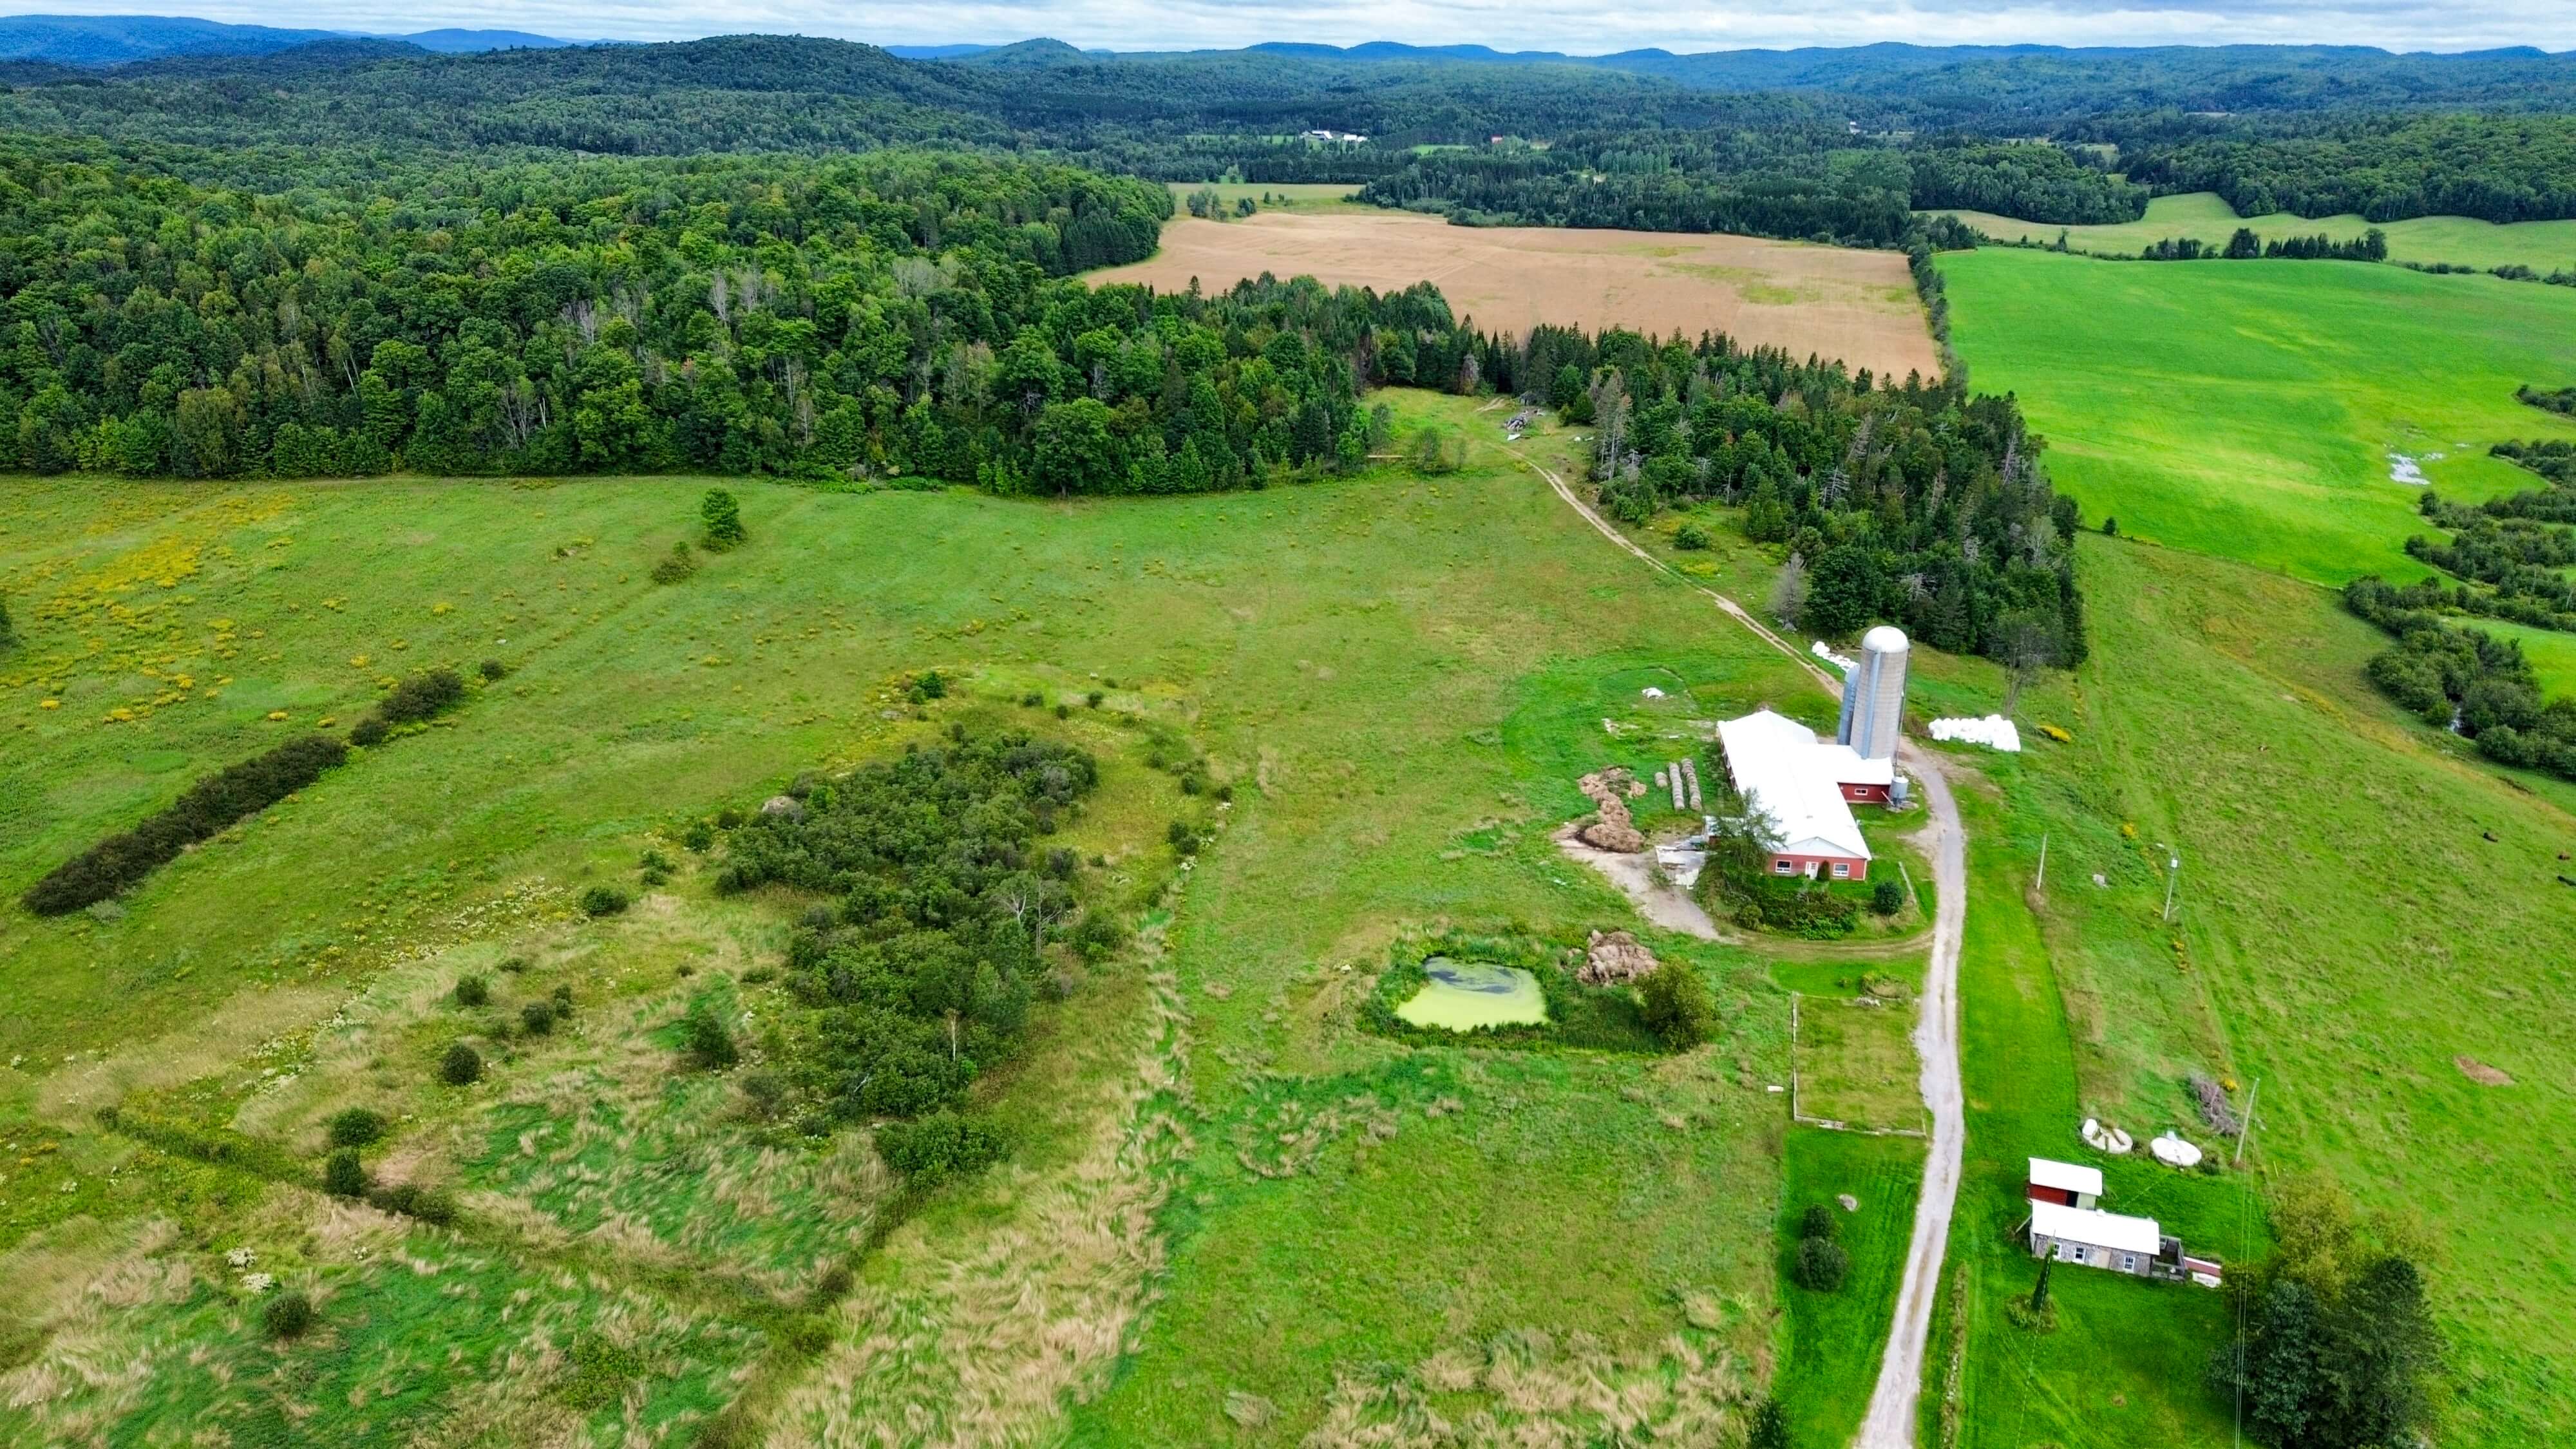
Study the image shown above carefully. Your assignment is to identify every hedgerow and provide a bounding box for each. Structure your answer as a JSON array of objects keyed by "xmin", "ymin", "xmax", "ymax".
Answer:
[{"xmin": 23, "ymin": 734, "xmax": 348, "ymax": 914}]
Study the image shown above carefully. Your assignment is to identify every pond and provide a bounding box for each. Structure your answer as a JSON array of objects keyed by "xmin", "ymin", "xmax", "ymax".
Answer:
[{"xmin": 1394, "ymin": 956, "xmax": 1549, "ymax": 1032}]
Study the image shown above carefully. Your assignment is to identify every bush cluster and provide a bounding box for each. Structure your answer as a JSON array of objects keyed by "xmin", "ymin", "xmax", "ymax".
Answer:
[
  {"xmin": 580, "ymin": 885, "xmax": 632, "ymax": 917},
  {"xmin": 439, "ymin": 1043, "xmax": 482, "ymax": 1086},
  {"xmin": 23, "ymin": 734, "xmax": 348, "ymax": 914},
  {"xmin": 728, "ymin": 730, "xmax": 1099, "ymax": 1121},
  {"xmin": 875, "ymin": 1112, "xmax": 1007, "ymax": 1183},
  {"xmin": 325, "ymin": 1108, "xmax": 386, "ymax": 1148},
  {"xmin": 1636, "ymin": 960, "xmax": 1715, "ymax": 1050},
  {"xmin": 262, "ymin": 1290, "xmax": 316, "ymax": 1340},
  {"xmin": 681, "ymin": 1003, "xmax": 739, "ymax": 1069},
  {"xmin": 1793, "ymin": 1204, "xmax": 1850, "ymax": 1292}
]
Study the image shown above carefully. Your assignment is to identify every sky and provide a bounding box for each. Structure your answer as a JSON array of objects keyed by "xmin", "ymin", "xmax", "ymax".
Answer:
[{"xmin": 28, "ymin": 0, "xmax": 2576, "ymax": 54}]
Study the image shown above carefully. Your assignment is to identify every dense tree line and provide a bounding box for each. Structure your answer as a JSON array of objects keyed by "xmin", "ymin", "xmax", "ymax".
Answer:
[
  {"xmin": 1905, "ymin": 140, "xmax": 2146, "ymax": 225},
  {"xmin": 716, "ymin": 730, "xmax": 1108, "ymax": 1121},
  {"xmin": 2347, "ymin": 578, "xmax": 2576, "ymax": 781},
  {"xmin": 24, "ymin": 734, "xmax": 348, "ymax": 913},
  {"xmin": 2516, "ymin": 384, "xmax": 2576, "ymax": 419},
  {"xmin": 2132, "ymin": 228, "xmax": 2387, "ymax": 263},
  {"xmin": 0, "ymin": 141, "xmax": 1427, "ymax": 485},
  {"xmin": 2123, "ymin": 114, "xmax": 2576, "ymax": 225},
  {"xmin": 2393, "ymin": 442, "xmax": 2576, "ymax": 632},
  {"xmin": 1550, "ymin": 325, "xmax": 2082, "ymax": 664},
  {"xmin": 1354, "ymin": 131, "xmax": 2169, "ymax": 245}
]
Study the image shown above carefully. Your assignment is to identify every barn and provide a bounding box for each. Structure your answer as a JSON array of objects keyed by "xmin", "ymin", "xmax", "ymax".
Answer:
[{"xmin": 1716, "ymin": 710, "xmax": 1878, "ymax": 881}]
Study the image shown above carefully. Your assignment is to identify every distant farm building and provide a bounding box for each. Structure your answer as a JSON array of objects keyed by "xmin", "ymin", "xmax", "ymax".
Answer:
[{"xmin": 2024, "ymin": 1157, "xmax": 2222, "ymax": 1287}]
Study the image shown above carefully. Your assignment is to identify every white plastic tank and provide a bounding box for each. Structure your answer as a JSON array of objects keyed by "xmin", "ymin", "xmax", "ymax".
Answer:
[{"xmin": 1837, "ymin": 625, "xmax": 1911, "ymax": 762}]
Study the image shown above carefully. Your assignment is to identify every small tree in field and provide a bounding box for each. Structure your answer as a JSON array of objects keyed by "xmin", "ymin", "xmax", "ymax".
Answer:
[
  {"xmin": 701, "ymin": 488, "xmax": 746, "ymax": 549},
  {"xmin": 1636, "ymin": 961, "xmax": 1715, "ymax": 1050}
]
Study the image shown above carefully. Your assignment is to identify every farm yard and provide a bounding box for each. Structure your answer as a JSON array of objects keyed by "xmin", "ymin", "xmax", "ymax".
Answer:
[{"xmin": 1086, "ymin": 210, "xmax": 1942, "ymax": 379}]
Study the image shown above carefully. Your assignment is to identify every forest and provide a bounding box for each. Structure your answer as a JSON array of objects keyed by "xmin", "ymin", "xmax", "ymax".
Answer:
[
  {"xmin": 0, "ymin": 140, "xmax": 1430, "ymax": 486},
  {"xmin": 2119, "ymin": 114, "xmax": 2576, "ymax": 225},
  {"xmin": 1553, "ymin": 325, "xmax": 2086, "ymax": 667},
  {"xmin": 0, "ymin": 35, "xmax": 2561, "ymax": 242}
]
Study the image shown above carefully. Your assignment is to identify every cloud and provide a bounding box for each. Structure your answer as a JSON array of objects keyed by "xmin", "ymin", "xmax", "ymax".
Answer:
[{"xmin": 30, "ymin": 0, "xmax": 2574, "ymax": 54}]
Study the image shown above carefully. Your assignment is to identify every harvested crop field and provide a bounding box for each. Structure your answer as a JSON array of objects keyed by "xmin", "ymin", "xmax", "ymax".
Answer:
[{"xmin": 1087, "ymin": 211, "xmax": 1939, "ymax": 379}]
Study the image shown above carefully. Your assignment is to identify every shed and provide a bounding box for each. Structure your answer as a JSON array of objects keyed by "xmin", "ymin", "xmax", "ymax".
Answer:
[{"xmin": 2027, "ymin": 1157, "xmax": 2103, "ymax": 1209}]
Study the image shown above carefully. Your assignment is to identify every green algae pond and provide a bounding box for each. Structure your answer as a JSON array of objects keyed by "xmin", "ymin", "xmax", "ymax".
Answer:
[{"xmin": 1394, "ymin": 956, "xmax": 1549, "ymax": 1031}]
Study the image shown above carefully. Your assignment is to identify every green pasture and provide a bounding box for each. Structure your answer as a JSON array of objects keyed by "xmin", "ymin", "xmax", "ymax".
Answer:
[
  {"xmin": 0, "ymin": 392, "xmax": 1868, "ymax": 1443},
  {"xmin": 1912, "ymin": 536, "xmax": 2576, "ymax": 1446},
  {"xmin": 1779, "ymin": 1129, "xmax": 1923, "ymax": 1449},
  {"xmin": 1940, "ymin": 247, "xmax": 2576, "ymax": 583},
  {"xmin": 1929, "ymin": 191, "xmax": 2576, "ymax": 272}
]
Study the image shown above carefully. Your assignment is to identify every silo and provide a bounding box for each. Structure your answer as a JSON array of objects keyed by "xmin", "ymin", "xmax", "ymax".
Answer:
[{"xmin": 1836, "ymin": 625, "xmax": 1911, "ymax": 761}]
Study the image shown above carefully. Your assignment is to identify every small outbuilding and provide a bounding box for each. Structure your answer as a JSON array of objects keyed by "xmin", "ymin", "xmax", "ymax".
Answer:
[{"xmin": 2026, "ymin": 1157, "xmax": 2102, "ymax": 1209}]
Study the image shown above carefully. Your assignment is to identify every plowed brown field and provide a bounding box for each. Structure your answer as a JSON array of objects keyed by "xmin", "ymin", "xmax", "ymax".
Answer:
[{"xmin": 1086, "ymin": 211, "xmax": 1939, "ymax": 379}]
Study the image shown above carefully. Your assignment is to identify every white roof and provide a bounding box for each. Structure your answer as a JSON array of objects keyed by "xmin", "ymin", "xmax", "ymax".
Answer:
[
  {"xmin": 1717, "ymin": 711, "xmax": 1870, "ymax": 861},
  {"xmin": 2030, "ymin": 1200, "xmax": 2161, "ymax": 1256},
  {"xmin": 2028, "ymin": 1157, "xmax": 2103, "ymax": 1197},
  {"xmin": 1814, "ymin": 741, "xmax": 1896, "ymax": 788}
]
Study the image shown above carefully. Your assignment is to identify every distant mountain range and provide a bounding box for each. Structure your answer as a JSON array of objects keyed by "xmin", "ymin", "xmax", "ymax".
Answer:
[
  {"xmin": 0, "ymin": 18, "xmax": 2562, "ymax": 88},
  {"xmin": 0, "ymin": 14, "xmax": 600, "ymax": 65}
]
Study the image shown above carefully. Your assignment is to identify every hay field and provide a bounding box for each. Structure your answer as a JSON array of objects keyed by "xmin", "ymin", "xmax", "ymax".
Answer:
[
  {"xmin": 1940, "ymin": 247, "xmax": 2576, "ymax": 582},
  {"xmin": 1087, "ymin": 210, "xmax": 1940, "ymax": 379},
  {"xmin": 1929, "ymin": 191, "xmax": 2576, "ymax": 272}
]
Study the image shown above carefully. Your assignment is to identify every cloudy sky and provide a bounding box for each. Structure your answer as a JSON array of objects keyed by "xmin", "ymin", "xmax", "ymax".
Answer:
[{"xmin": 41, "ymin": 0, "xmax": 2576, "ymax": 54}]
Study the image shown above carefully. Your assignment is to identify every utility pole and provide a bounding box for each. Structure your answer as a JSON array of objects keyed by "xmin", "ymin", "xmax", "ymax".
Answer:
[
  {"xmin": 2234, "ymin": 1077, "xmax": 2261, "ymax": 1169},
  {"xmin": 2163, "ymin": 851, "xmax": 2181, "ymax": 922},
  {"xmin": 2034, "ymin": 831, "xmax": 2049, "ymax": 891}
]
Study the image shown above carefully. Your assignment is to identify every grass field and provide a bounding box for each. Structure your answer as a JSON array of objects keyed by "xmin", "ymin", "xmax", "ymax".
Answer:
[
  {"xmin": 1885, "ymin": 535, "xmax": 2576, "ymax": 1448},
  {"xmin": 1929, "ymin": 191, "xmax": 2576, "ymax": 272},
  {"xmin": 1940, "ymin": 247, "xmax": 2576, "ymax": 583},
  {"xmin": 1089, "ymin": 211, "xmax": 1942, "ymax": 379},
  {"xmin": 1165, "ymin": 180, "xmax": 1372, "ymax": 214},
  {"xmin": 0, "ymin": 393, "xmax": 1895, "ymax": 1443}
]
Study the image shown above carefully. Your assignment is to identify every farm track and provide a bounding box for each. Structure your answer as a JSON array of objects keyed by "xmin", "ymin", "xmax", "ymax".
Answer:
[{"xmin": 1507, "ymin": 440, "xmax": 1968, "ymax": 1449}]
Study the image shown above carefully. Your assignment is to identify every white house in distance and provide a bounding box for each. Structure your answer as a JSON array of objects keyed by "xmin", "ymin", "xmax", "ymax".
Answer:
[
  {"xmin": 1715, "ymin": 709, "xmax": 1887, "ymax": 881},
  {"xmin": 2024, "ymin": 1157, "xmax": 2223, "ymax": 1287}
]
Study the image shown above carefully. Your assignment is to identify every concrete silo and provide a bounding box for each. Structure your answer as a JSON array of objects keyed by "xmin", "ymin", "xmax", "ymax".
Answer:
[{"xmin": 1837, "ymin": 625, "xmax": 1911, "ymax": 762}]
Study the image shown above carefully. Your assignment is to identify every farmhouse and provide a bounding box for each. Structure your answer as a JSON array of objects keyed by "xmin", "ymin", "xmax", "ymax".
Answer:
[
  {"xmin": 1715, "ymin": 710, "xmax": 1879, "ymax": 882},
  {"xmin": 2023, "ymin": 1158, "xmax": 2224, "ymax": 1287}
]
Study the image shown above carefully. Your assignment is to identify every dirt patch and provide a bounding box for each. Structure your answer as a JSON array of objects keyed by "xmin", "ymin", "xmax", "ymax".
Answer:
[
  {"xmin": 2455, "ymin": 1055, "xmax": 2515, "ymax": 1086},
  {"xmin": 1576, "ymin": 768, "xmax": 1647, "ymax": 853},
  {"xmin": 1555, "ymin": 825, "xmax": 1719, "ymax": 940},
  {"xmin": 1087, "ymin": 211, "xmax": 1940, "ymax": 379},
  {"xmin": 1580, "ymin": 929, "xmax": 1659, "ymax": 985}
]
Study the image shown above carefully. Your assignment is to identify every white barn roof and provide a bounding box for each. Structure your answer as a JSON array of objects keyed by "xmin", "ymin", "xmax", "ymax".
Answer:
[
  {"xmin": 1717, "ymin": 710, "xmax": 1871, "ymax": 860},
  {"xmin": 2031, "ymin": 1200, "xmax": 2161, "ymax": 1256},
  {"xmin": 2028, "ymin": 1157, "xmax": 2103, "ymax": 1197}
]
